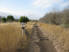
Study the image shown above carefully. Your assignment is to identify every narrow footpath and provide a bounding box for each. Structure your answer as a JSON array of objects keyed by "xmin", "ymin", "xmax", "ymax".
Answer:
[{"xmin": 28, "ymin": 24, "xmax": 57, "ymax": 52}]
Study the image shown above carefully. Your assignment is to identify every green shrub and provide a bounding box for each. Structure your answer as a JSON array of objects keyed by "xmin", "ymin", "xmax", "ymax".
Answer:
[
  {"xmin": 7, "ymin": 15, "xmax": 15, "ymax": 22},
  {"xmin": 1, "ymin": 17, "xmax": 6, "ymax": 23},
  {"xmin": 19, "ymin": 16, "xmax": 29, "ymax": 23}
]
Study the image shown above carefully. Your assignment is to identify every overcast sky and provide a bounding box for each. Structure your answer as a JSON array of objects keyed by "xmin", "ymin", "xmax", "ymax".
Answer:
[{"xmin": 0, "ymin": 0, "xmax": 69, "ymax": 19}]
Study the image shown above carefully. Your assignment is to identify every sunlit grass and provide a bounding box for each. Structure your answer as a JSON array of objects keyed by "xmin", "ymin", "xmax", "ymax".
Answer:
[
  {"xmin": 38, "ymin": 22, "xmax": 69, "ymax": 52},
  {"xmin": 0, "ymin": 22, "xmax": 22, "ymax": 52},
  {"xmin": 0, "ymin": 22, "xmax": 34, "ymax": 52},
  {"xmin": 1, "ymin": 22, "xmax": 69, "ymax": 52}
]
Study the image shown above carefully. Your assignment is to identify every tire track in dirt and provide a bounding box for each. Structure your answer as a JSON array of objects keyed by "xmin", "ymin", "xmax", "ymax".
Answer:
[{"xmin": 28, "ymin": 24, "xmax": 57, "ymax": 52}]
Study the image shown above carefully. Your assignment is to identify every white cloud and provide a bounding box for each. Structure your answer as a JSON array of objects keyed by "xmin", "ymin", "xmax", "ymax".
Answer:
[
  {"xmin": 0, "ymin": 0, "xmax": 69, "ymax": 19},
  {"xmin": 0, "ymin": 8, "xmax": 41, "ymax": 19},
  {"xmin": 33, "ymin": 0, "xmax": 51, "ymax": 8},
  {"xmin": 33, "ymin": 0, "xmax": 68, "ymax": 9},
  {"xmin": 61, "ymin": 1, "xmax": 69, "ymax": 8},
  {"xmin": 0, "ymin": 8, "xmax": 13, "ymax": 14}
]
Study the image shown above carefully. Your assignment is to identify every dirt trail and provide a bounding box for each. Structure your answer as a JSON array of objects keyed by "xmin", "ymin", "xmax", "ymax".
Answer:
[
  {"xmin": 28, "ymin": 24, "xmax": 57, "ymax": 52},
  {"xmin": 17, "ymin": 24, "xmax": 57, "ymax": 52}
]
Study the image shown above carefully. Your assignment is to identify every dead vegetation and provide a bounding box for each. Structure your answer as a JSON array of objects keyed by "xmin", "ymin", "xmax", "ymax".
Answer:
[
  {"xmin": 0, "ymin": 22, "xmax": 35, "ymax": 52},
  {"xmin": 38, "ymin": 22, "xmax": 69, "ymax": 52},
  {"xmin": 0, "ymin": 22, "xmax": 69, "ymax": 52},
  {"xmin": 0, "ymin": 22, "xmax": 26, "ymax": 52}
]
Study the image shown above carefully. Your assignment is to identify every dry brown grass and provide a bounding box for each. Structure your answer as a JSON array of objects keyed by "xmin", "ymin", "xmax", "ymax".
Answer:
[
  {"xmin": 1, "ymin": 22, "xmax": 69, "ymax": 52},
  {"xmin": 0, "ymin": 22, "xmax": 34, "ymax": 52},
  {"xmin": 38, "ymin": 22, "xmax": 69, "ymax": 52},
  {"xmin": 26, "ymin": 22, "xmax": 36, "ymax": 34},
  {"xmin": 0, "ymin": 23, "xmax": 22, "ymax": 52}
]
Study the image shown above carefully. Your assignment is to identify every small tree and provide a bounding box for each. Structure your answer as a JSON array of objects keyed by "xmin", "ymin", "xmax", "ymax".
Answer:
[
  {"xmin": 1, "ymin": 17, "xmax": 6, "ymax": 22},
  {"xmin": 19, "ymin": 16, "xmax": 29, "ymax": 23},
  {"xmin": 7, "ymin": 15, "xmax": 15, "ymax": 22},
  {"xmin": 0, "ymin": 16, "xmax": 1, "ymax": 22}
]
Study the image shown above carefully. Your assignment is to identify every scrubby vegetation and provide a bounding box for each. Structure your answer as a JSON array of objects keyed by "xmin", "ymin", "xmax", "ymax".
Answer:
[
  {"xmin": 40, "ymin": 8, "xmax": 69, "ymax": 27},
  {"xmin": 0, "ymin": 15, "xmax": 30, "ymax": 23}
]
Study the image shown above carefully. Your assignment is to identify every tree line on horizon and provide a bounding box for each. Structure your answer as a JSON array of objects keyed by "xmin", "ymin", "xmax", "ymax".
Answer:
[
  {"xmin": 39, "ymin": 8, "xmax": 69, "ymax": 27},
  {"xmin": 0, "ymin": 15, "xmax": 30, "ymax": 23}
]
